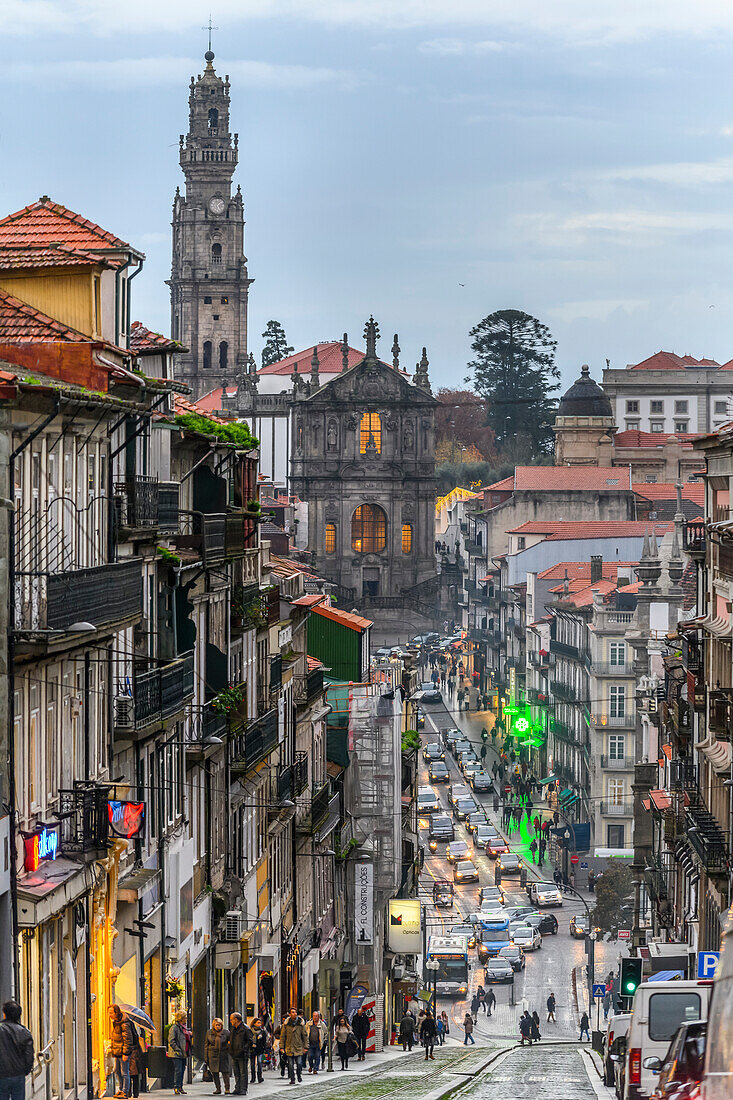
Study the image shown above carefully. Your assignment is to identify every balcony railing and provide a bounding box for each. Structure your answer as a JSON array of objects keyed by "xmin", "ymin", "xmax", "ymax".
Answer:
[
  {"xmin": 158, "ymin": 481, "xmax": 180, "ymax": 533},
  {"xmin": 683, "ymin": 520, "xmax": 706, "ymax": 557},
  {"xmin": 592, "ymin": 662, "xmax": 634, "ymax": 676},
  {"xmin": 464, "ymin": 539, "xmax": 483, "ymax": 556},
  {"xmin": 58, "ymin": 783, "xmax": 110, "ymax": 855},
  {"xmin": 551, "ymin": 680, "xmax": 579, "ymax": 702},
  {"xmin": 600, "ymin": 800, "xmax": 634, "ymax": 817},
  {"xmin": 230, "ymin": 709, "xmax": 279, "ymax": 773},
  {"xmin": 591, "ymin": 710, "xmax": 636, "ymax": 728},
  {"xmin": 293, "ymin": 751, "xmax": 309, "ymax": 795},
  {"xmin": 295, "ymin": 782, "xmax": 333, "ymax": 835},
  {"xmin": 600, "ymin": 754, "xmax": 629, "ymax": 770},
  {"xmin": 114, "ymin": 476, "xmax": 159, "ymax": 530},
  {"xmin": 224, "ymin": 510, "xmax": 255, "ymax": 557},
  {"xmin": 115, "ymin": 651, "xmax": 195, "ymax": 733},
  {"xmin": 17, "ymin": 558, "xmax": 143, "ymax": 633},
  {"xmin": 175, "ymin": 512, "xmax": 226, "ymax": 565},
  {"xmin": 551, "ymin": 639, "xmax": 580, "ymax": 660}
]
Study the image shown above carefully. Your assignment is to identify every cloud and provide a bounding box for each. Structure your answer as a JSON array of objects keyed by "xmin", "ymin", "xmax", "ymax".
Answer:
[
  {"xmin": 3, "ymin": 56, "xmax": 356, "ymax": 91},
  {"xmin": 607, "ymin": 156, "xmax": 733, "ymax": 186},
  {"xmin": 518, "ymin": 208, "xmax": 733, "ymax": 249},
  {"xmin": 418, "ymin": 38, "xmax": 511, "ymax": 56},
  {"xmin": 547, "ymin": 298, "xmax": 650, "ymax": 323}
]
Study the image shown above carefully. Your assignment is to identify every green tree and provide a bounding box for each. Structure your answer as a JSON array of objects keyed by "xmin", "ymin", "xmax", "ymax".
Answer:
[
  {"xmin": 261, "ymin": 320, "xmax": 294, "ymax": 367},
  {"xmin": 466, "ymin": 309, "xmax": 560, "ymax": 457},
  {"xmin": 592, "ymin": 858, "xmax": 635, "ymax": 935}
]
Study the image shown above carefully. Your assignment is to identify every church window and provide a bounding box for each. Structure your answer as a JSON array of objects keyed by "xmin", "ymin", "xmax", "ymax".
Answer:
[
  {"xmin": 325, "ymin": 524, "xmax": 336, "ymax": 554},
  {"xmin": 211, "ymin": 243, "xmax": 222, "ymax": 265},
  {"xmin": 359, "ymin": 412, "xmax": 382, "ymax": 454},
  {"xmin": 203, "ymin": 341, "xmax": 212, "ymax": 369},
  {"xmin": 208, "ymin": 107, "xmax": 219, "ymax": 134},
  {"xmin": 204, "ymin": 296, "xmax": 212, "ymax": 304},
  {"xmin": 401, "ymin": 524, "xmax": 413, "ymax": 553},
  {"xmin": 221, "ymin": 296, "xmax": 228, "ymax": 304},
  {"xmin": 213, "ymin": 314, "xmax": 220, "ymax": 321},
  {"xmin": 219, "ymin": 341, "xmax": 228, "ymax": 370},
  {"xmin": 351, "ymin": 504, "xmax": 386, "ymax": 554}
]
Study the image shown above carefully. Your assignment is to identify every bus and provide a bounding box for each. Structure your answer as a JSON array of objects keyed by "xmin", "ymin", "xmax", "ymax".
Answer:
[{"xmin": 426, "ymin": 934, "xmax": 470, "ymax": 998}]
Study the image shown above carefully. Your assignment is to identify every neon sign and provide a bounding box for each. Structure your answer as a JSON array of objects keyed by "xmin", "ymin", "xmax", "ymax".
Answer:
[
  {"xmin": 24, "ymin": 827, "xmax": 59, "ymax": 872},
  {"xmin": 107, "ymin": 800, "xmax": 145, "ymax": 840}
]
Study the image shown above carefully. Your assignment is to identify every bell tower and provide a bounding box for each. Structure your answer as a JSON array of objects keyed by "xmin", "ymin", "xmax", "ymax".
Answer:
[{"xmin": 168, "ymin": 47, "xmax": 253, "ymax": 398}]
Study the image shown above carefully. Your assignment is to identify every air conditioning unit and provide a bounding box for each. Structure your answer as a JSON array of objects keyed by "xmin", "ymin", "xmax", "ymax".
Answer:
[
  {"xmin": 115, "ymin": 695, "xmax": 134, "ymax": 731},
  {"xmin": 221, "ymin": 911, "xmax": 242, "ymax": 943},
  {"xmin": 393, "ymin": 965, "xmax": 405, "ymax": 980}
]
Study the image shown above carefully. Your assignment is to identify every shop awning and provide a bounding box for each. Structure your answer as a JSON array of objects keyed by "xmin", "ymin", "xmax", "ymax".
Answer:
[
  {"xmin": 649, "ymin": 789, "xmax": 672, "ymax": 812},
  {"xmin": 16, "ymin": 858, "xmax": 94, "ymax": 928},
  {"xmin": 539, "ymin": 774, "xmax": 558, "ymax": 786},
  {"xmin": 118, "ymin": 867, "xmax": 161, "ymax": 904}
]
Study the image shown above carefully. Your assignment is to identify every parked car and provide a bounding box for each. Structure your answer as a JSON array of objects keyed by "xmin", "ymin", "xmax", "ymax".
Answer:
[
  {"xmin": 512, "ymin": 924, "xmax": 542, "ymax": 951},
  {"xmin": 497, "ymin": 852, "xmax": 524, "ymax": 875},
  {"xmin": 484, "ymin": 957, "xmax": 514, "ymax": 984},
  {"xmin": 602, "ymin": 1013, "xmax": 631, "ymax": 1088},
  {"xmin": 647, "ymin": 1020, "xmax": 706, "ymax": 1100},
  {"xmin": 623, "ymin": 980, "xmax": 711, "ymax": 1100},
  {"xmin": 415, "ymin": 708, "xmax": 425, "ymax": 730},
  {"xmin": 429, "ymin": 760, "xmax": 450, "ymax": 783},
  {"xmin": 446, "ymin": 839, "xmax": 471, "ymax": 863},
  {"xmin": 498, "ymin": 944, "xmax": 525, "ymax": 971},
  {"xmin": 454, "ymin": 859, "xmax": 479, "ymax": 884},
  {"xmin": 471, "ymin": 771, "xmax": 493, "ymax": 792},
  {"xmin": 423, "ymin": 742, "xmax": 445, "ymax": 762}
]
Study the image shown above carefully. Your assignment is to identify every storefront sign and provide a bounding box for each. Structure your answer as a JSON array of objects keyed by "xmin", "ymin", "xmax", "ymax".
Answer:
[
  {"xmin": 24, "ymin": 827, "xmax": 59, "ymax": 872},
  {"xmin": 387, "ymin": 899, "xmax": 422, "ymax": 953},
  {"xmin": 354, "ymin": 862, "xmax": 374, "ymax": 945},
  {"xmin": 107, "ymin": 800, "xmax": 145, "ymax": 839}
]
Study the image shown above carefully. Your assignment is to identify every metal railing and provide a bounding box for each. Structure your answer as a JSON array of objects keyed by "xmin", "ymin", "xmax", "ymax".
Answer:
[
  {"xmin": 600, "ymin": 754, "xmax": 630, "ymax": 770},
  {"xmin": 115, "ymin": 652, "xmax": 195, "ymax": 732},
  {"xmin": 114, "ymin": 476, "xmax": 159, "ymax": 529},
  {"xmin": 600, "ymin": 800, "xmax": 634, "ymax": 817},
  {"xmin": 592, "ymin": 662, "xmax": 634, "ymax": 676}
]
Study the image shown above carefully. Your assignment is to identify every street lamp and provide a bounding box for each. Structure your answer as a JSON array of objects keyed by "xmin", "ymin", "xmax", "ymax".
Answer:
[{"xmin": 425, "ymin": 957, "xmax": 440, "ymax": 1020}]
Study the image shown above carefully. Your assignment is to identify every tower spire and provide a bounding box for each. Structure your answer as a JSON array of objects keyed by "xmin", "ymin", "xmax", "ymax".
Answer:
[
  {"xmin": 341, "ymin": 333, "xmax": 350, "ymax": 372},
  {"xmin": 202, "ymin": 15, "xmax": 218, "ymax": 60}
]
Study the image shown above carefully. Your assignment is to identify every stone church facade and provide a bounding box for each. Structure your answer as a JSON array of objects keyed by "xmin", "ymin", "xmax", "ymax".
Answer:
[
  {"xmin": 168, "ymin": 48, "xmax": 252, "ymax": 397},
  {"xmin": 289, "ymin": 320, "xmax": 438, "ymax": 611}
]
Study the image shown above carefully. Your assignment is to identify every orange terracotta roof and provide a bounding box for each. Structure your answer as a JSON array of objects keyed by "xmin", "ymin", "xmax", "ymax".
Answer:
[
  {"xmin": 627, "ymin": 351, "xmax": 720, "ymax": 370},
  {"xmin": 130, "ymin": 321, "xmax": 187, "ymax": 355},
  {"xmin": 514, "ymin": 466, "xmax": 632, "ymax": 491},
  {"xmin": 633, "ymin": 482, "xmax": 704, "ymax": 507},
  {"xmin": 483, "ymin": 475, "xmax": 515, "ymax": 492},
  {"xmin": 0, "ymin": 288, "xmax": 93, "ymax": 343},
  {"xmin": 259, "ymin": 342, "xmax": 389, "ymax": 377},
  {"xmin": 0, "ymin": 197, "xmax": 137, "ymax": 257},
  {"xmin": 310, "ymin": 603, "xmax": 372, "ymax": 632},
  {"xmin": 195, "ymin": 386, "xmax": 237, "ymax": 412},
  {"xmin": 550, "ymin": 578, "xmax": 619, "ymax": 606},
  {"xmin": 0, "ymin": 244, "xmax": 106, "ymax": 269},
  {"xmin": 292, "ymin": 594, "xmax": 327, "ymax": 608},
  {"xmin": 508, "ymin": 519, "xmax": 675, "ymax": 540},
  {"xmin": 538, "ymin": 561, "xmax": 638, "ymax": 581},
  {"xmin": 649, "ymin": 789, "xmax": 672, "ymax": 811},
  {"xmin": 173, "ymin": 393, "xmax": 226, "ymax": 423},
  {"xmin": 307, "ymin": 655, "xmax": 325, "ymax": 670},
  {"xmin": 614, "ymin": 429, "xmax": 700, "ymax": 448}
]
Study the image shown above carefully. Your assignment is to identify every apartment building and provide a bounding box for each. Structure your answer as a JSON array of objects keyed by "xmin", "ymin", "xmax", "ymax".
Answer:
[{"xmin": 602, "ymin": 351, "xmax": 733, "ymax": 435}]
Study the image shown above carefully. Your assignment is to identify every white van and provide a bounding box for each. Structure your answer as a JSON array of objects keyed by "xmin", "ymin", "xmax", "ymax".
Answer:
[{"xmin": 624, "ymin": 979, "xmax": 712, "ymax": 1099}]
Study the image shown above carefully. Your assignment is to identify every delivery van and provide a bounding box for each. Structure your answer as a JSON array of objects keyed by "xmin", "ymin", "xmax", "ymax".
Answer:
[{"xmin": 624, "ymin": 979, "xmax": 712, "ymax": 1099}]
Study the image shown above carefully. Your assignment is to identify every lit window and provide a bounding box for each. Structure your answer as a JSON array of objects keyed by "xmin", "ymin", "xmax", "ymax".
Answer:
[
  {"xmin": 221, "ymin": 296, "xmax": 229, "ymax": 304},
  {"xmin": 607, "ymin": 777, "xmax": 625, "ymax": 805},
  {"xmin": 402, "ymin": 524, "xmax": 413, "ymax": 553},
  {"xmin": 609, "ymin": 685, "xmax": 625, "ymax": 718},
  {"xmin": 351, "ymin": 504, "xmax": 386, "ymax": 553},
  {"xmin": 325, "ymin": 524, "xmax": 336, "ymax": 554},
  {"xmin": 359, "ymin": 412, "xmax": 382, "ymax": 454}
]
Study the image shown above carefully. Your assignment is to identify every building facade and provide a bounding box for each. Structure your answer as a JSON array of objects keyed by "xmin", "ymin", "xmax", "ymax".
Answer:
[{"xmin": 602, "ymin": 351, "xmax": 733, "ymax": 435}]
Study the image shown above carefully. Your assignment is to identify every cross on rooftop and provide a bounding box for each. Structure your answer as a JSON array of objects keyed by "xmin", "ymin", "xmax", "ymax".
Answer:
[{"xmin": 202, "ymin": 15, "xmax": 218, "ymax": 54}]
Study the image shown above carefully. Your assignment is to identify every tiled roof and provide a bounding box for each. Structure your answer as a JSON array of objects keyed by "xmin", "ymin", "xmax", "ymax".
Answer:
[
  {"xmin": 130, "ymin": 321, "xmax": 186, "ymax": 355},
  {"xmin": 260, "ymin": 342, "xmax": 389, "ymax": 377},
  {"xmin": 173, "ymin": 393, "xmax": 227, "ymax": 423},
  {"xmin": 195, "ymin": 386, "xmax": 237, "ymax": 413},
  {"xmin": 0, "ymin": 289, "xmax": 92, "ymax": 343},
  {"xmin": 513, "ymin": 466, "xmax": 633, "ymax": 491},
  {"xmin": 627, "ymin": 351, "xmax": 720, "ymax": 370},
  {"xmin": 508, "ymin": 519, "xmax": 675, "ymax": 540},
  {"xmin": 292, "ymin": 594, "xmax": 327, "ymax": 608},
  {"xmin": 633, "ymin": 482, "xmax": 704, "ymax": 507},
  {"xmin": 307, "ymin": 655, "xmax": 325, "ymax": 671},
  {"xmin": 550, "ymin": 577, "xmax": 619, "ymax": 606},
  {"xmin": 0, "ymin": 197, "xmax": 135, "ymax": 256},
  {"xmin": 537, "ymin": 561, "xmax": 638, "ymax": 581},
  {"xmin": 310, "ymin": 603, "xmax": 373, "ymax": 632},
  {"xmin": 483, "ymin": 476, "xmax": 515, "ymax": 492},
  {"xmin": 614, "ymin": 430, "xmax": 700, "ymax": 448},
  {"xmin": 0, "ymin": 244, "xmax": 105, "ymax": 268}
]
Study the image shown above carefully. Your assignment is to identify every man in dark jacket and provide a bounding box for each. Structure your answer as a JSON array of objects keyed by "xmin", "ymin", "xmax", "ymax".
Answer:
[
  {"xmin": 0, "ymin": 1002, "xmax": 34, "ymax": 1100},
  {"xmin": 229, "ymin": 1013, "xmax": 253, "ymax": 1095},
  {"xmin": 398, "ymin": 1012, "xmax": 415, "ymax": 1052},
  {"xmin": 419, "ymin": 1012, "xmax": 437, "ymax": 1061},
  {"xmin": 351, "ymin": 1008, "xmax": 370, "ymax": 1061}
]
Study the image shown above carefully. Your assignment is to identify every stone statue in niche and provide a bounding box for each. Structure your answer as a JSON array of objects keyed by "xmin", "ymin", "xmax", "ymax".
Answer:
[
  {"xmin": 296, "ymin": 419, "xmax": 303, "ymax": 453},
  {"xmin": 346, "ymin": 412, "xmax": 360, "ymax": 431},
  {"xmin": 403, "ymin": 420, "xmax": 414, "ymax": 450}
]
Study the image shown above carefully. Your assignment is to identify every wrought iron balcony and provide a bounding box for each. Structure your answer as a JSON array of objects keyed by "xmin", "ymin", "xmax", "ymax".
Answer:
[
  {"xmin": 683, "ymin": 519, "xmax": 706, "ymax": 557},
  {"xmin": 600, "ymin": 800, "xmax": 634, "ymax": 817},
  {"xmin": 685, "ymin": 791, "xmax": 729, "ymax": 875},
  {"xmin": 592, "ymin": 662, "xmax": 634, "ymax": 677},
  {"xmin": 600, "ymin": 754, "xmax": 629, "ymax": 770},
  {"xmin": 158, "ymin": 482, "xmax": 181, "ymax": 533},
  {"xmin": 114, "ymin": 476, "xmax": 159, "ymax": 530},
  {"xmin": 16, "ymin": 558, "xmax": 143, "ymax": 633},
  {"xmin": 57, "ymin": 783, "xmax": 110, "ymax": 856},
  {"xmin": 230, "ymin": 708, "xmax": 279, "ymax": 774},
  {"xmin": 115, "ymin": 651, "xmax": 195, "ymax": 734},
  {"xmin": 189, "ymin": 701, "xmax": 227, "ymax": 744},
  {"xmin": 176, "ymin": 512, "xmax": 226, "ymax": 565},
  {"xmin": 293, "ymin": 751, "xmax": 309, "ymax": 795},
  {"xmin": 709, "ymin": 689, "xmax": 733, "ymax": 736},
  {"xmin": 550, "ymin": 639, "xmax": 580, "ymax": 660},
  {"xmin": 591, "ymin": 709, "xmax": 636, "ymax": 728},
  {"xmin": 464, "ymin": 539, "xmax": 484, "ymax": 556},
  {"xmin": 224, "ymin": 510, "xmax": 255, "ymax": 557},
  {"xmin": 295, "ymin": 782, "xmax": 332, "ymax": 835},
  {"xmin": 551, "ymin": 680, "xmax": 579, "ymax": 702}
]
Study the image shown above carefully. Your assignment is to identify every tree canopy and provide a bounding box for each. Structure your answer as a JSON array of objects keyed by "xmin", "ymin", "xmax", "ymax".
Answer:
[
  {"xmin": 592, "ymin": 858, "xmax": 635, "ymax": 935},
  {"xmin": 261, "ymin": 320, "xmax": 294, "ymax": 367},
  {"xmin": 466, "ymin": 309, "xmax": 560, "ymax": 457},
  {"xmin": 435, "ymin": 388, "xmax": 496, "ymax": 462}
]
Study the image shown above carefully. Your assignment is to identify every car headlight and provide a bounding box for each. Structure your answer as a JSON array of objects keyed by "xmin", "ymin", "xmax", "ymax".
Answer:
[
  {"xmin": 459, "ymin": 985, "xmax": 467, "ymax": 994},
  {"xmin": 429, "ymin": 841, "xmax": 437, "ymax": 851},
  {"xmin": 456, "ymin": 872, "xmax": 462, "ymax": 878}
]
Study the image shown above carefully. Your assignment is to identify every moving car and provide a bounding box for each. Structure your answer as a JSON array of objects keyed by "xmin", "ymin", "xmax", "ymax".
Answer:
[
  {"xmin": 569, "ymin": 915, "xmax": 592, "ymax": 938},
  {"xmin": 442, "ymin": 728, "xmax": 462, "ymax": 748},
  {"xmin": 428, "ymin": 813, "xmax": 454, "ymax": 850},
  {"xmin": 484, "ymin": 957, "xmax": 514, "ymax": 984},
  {"xmin": 530, "ymin": 881, "xmax": 563, "ymax": 907},
  {"xmin": 415, "ymin": 707, "xmax": 425, "ymax": 730},
  {"xmin": 421, "ymin": 682, "xmax": 442, "ymax": 704},
  {"xmin": 432, "ymin": 879, "xmax": 455, "ymax": 909},
  {"xmin": 512, "ymin": 924, "xmax": 542, "ymax": 951},
  {"xmin": 498, "ymin": 944, "xmax": 525, "ymax": 972},
  {"xmin": 623, "ymin": 979, "xmax": 711, "ymax": 1100},
  {"xmin": 417, "ymin": 787, "xmax": 441, "ymax": 814},
  {"xmin": 504, "ymin": 905, "xmax": 539, "ymax": 921},
  {"xmin": 471, "ymin": 771, "xmax": 493, "ymax": 792},
  {"xmin": 487, "ymin": 838, "xmax": 510, "ymax": 859},
  {"xmin": 449, "ymin": 783, "xmax": 471, "ymax": 806},
  {"xmin": 449, "ymin": 922, "xmax": 476, "ymax": 950},
  {"xmin": 454, "ymin": 859, "xmax": 479, "ymax": 884},
  {"xmin": 452, "ymin": 739, "xmax": 473, "ymax": 758},
  {"xmin": 453, "ymin": 797, "xmax": 479, "ymax": 822},
  {"xmin": 429, "ymin": 760, "xmax": 450, "ymax": 783},
  {"xmin": 412, "ymin": 633, "xmax": 440, "ymax": 645},
  {"xmin": 423, "ymin": 742, "xmax": 445, "ymax": 762},
  {"xmin": 446, "ymin": 839, "xmax": 471, "ymax": 863},
  {"xmin": 479, "ymin": 885, "xmax": 505, "ymax": 907},
  {"xmin": 461, "ymin": 759, "xmax": 482, "ymax": 781},
  {"xmin": 467, "ymin": 811, "xmax": 488, "ymax": 835},
  {"xmin": 475, "ymin": 824, "xmax": 499, "ymax": 847},
  {"xmin": 645, "ymin": 1020, "xmax": 706, "ymax": 1100},
  {"xmin": 497, "ymin": 852, "xmax": 524, "ymax": 875},
  {"xmin": 524, "ymin": 911, "xmax": 558, "ymax": 935}
]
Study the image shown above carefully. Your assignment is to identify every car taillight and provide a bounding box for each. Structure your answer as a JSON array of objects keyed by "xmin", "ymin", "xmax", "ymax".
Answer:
[{"xmin": 629, "ymin": 1048, "xmax": 641, "ymax": 1086}]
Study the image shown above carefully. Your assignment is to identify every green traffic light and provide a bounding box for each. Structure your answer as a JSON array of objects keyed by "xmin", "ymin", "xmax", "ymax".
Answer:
[{"xmin": 625, "ymin": 981, "xmax": 636, "ymax": 992}]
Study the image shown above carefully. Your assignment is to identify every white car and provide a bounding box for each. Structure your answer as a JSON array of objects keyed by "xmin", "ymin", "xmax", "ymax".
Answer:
[
  {"xmin": 533, "ymin": 883, "xmax": 563, "ymax": 907},
  {"xmin": 512, "ymin": 924, "xmax": 542, "ymax": 951}
]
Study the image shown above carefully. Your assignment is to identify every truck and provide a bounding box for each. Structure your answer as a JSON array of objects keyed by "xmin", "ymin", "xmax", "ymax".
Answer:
[{"xmin": 426, "ymin": 934, "xmax": 470, "ymax": 998}]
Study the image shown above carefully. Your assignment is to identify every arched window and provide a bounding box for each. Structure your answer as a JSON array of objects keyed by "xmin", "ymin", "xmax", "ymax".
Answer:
[
  {"xmin": 203, "ymin": 340, "xmax": 212, "ymax": 369},
  {"xmin": 359, "ymin": 412, "xmax": 381, "ymax": 454},
  {"xmin": 211, "ymin": 243, "xmax": 222, "ymax": 265},
  {"xmin": 208, "ymin": 107, "xmax": 219, "ymax": 134},
  {"xmin": 325, "ymin": 524, "xmax": 336, "ymax": 554},
  {"xmin": 351, "ymin": 504, "xmax": 386, "ymax": 553},
  {"xmin": 401, "ymin": 524, "xmax": 413, "ymax": 553},
  {"xmin": 219, "ymin": 341, "xmax": 228, "ymax": 370}
]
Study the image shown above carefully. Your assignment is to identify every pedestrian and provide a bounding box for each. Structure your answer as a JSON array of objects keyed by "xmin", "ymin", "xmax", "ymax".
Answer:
[
  {"xmin": 399, "ymin": 1011, "xmax": 415, "ymax": 1052},
  {"xmin": 553, "ymin": 868, "xmax": 562, "ymax": 887},
  {"xmin": 109, "ymin": 1005, "xmax": 135, "ymax": 1099},
  {"xmin": 281, "ymin": 1010, "xmax": 307, "ymax": 1084},
  {"xmin": 431, "ymin": 668, "xmax": 439, "ymax": 687},
  {"xmin": 588, "ymin": 870, "xmax": 596, "ymax": 893},
  {"xmin": 205, "ymin": 1018, "xmax": 231, "ymax": 1096},
  {"xmin": 441, "ymin": 1012, "xmax": 450, "ymax": 1041},
  {"xmin": 579, "ymin": 1012, "xmax": 590, "ymax": 1042},
  {"xmin": 485, "ymin": 988, "xmax": 496, "ymax": 1017},
  {"xmin": 333, "ymin": 1016, "xmax": 353, "ymax": 1071},
  {"xmin": 229, "ymin": 1013, "xmax": 253, "ymax": 1095},
  {"xmin": 533, "ymin": 816, "xmax": 540, "ymax": 835},
  {"xmin": 249, "ymin": 1020, "xmax": 266, "ymax": 1083},
  {"xmin": 462, "ymin": 1013, "xmax": 475, "ymax": 1046},
  {"xmin": 470, "ymin": 993, "xmax": 480, "ymax": 1022},
  {"xmin": 480, "ymin": 744, "xmax": 487, "ymax": 763},
  {"xmin": 0, "ymin": 1001, "xmax": 34, "ymax": 1100},
  {"xmin": 477, "ymin": 986, "xmax": 487, "ymax": 1014},
  {"xmin": 493, "ymin": 792, "xmax": 500, "ymax": 813},
  {"xmin": 546, "ymin": 993, "xmax": 556, "ymax": 1023},
  {"xmin": 168, "ymin": 1010, "xmax": 189, "ymax": 1096},
  {"xmin": 530, "ymin": 1012, "xmax": 541, "ymax": 1043},
  {"xmin": 420, "ymin": 1011, "xmax": 437, "ymax": 1060},
  {"xmin": 436, "ymin": 1016, "xmax": 445, "ymax": 1046},
  {"xmin": 441, "ymin": 670, "xmax": 447, "ymax": 688},
  {"xmin": 529, "ymin": 838, "xmax": 537, "ymax": 861},
  {"xmin": 128, "ymin": 1022, "xmax": 144, "ymax": 1098},
  {"xmin": 351, "ymin": 1007, "xmax": 370, "ymax": 1062},
  {"xmin": 519, "ymin": 1013, "xmax": 532, "ymax": 1046},
  {"xmin": 306, "ymin": 1012, "xmax": 327, "ymax": 1075}
]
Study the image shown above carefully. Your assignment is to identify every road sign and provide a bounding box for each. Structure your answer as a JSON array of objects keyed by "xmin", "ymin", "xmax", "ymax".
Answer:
[
  {"xmin": 618, "ymin": 929, "xmax": 631, "ymax": 940},
  {"xmin": 592, "ymin": 983, "xmax": 606, "ymax": 999},
  {"xmin": 697, "ymin": 951, "xmax": 720, "ymax": 979},
  {"xmin": 571, "ymin": 855, "xmax": 579, "ymax": 865},
  {"xmin": 580, "ymin": 861, "xmax": 588, "ymax": 869}
]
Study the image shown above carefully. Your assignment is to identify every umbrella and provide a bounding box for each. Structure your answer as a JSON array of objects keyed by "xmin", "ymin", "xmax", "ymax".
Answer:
[{"xmin": 117, "ymin": 1004, "xmax": 156, "ymax": 1031}]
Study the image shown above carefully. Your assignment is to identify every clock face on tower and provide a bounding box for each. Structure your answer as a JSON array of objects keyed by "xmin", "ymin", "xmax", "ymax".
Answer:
[{"xmin": 209, "ymin": 197, "xmax": 226, "ymax": 215}]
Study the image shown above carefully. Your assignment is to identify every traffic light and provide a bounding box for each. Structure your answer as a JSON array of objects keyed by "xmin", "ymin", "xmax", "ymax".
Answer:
[{"xmin": 620, "ymin": 957, "xmax": 642, "ymax": 997}]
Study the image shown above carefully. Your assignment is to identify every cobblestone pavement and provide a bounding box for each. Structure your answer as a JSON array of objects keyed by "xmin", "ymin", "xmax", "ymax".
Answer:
[{"xmin": 463, "ymin": 1045, "xmax": 605, "ymax": 1100}]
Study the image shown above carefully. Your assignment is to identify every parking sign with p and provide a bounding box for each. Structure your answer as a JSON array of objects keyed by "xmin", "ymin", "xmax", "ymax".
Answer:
[{"xmin": 697, "ymin": 951, "xmax": 720, "ymax": 980}]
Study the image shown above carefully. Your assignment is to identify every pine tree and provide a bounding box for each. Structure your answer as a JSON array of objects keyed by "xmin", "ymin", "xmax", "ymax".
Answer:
[
  {"xmin": 261, "ymin": 320, "xmax": 294, "ymax": 367},
  {"xmin": 466, "ymin": 309, "xmax": 560, "ymax": 457}
]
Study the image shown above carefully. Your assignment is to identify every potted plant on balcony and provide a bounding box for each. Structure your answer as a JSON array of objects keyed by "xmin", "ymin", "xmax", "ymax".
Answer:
[{"xmin": 212, "ymin": 683, "xmax": 248, "ymax": 724}]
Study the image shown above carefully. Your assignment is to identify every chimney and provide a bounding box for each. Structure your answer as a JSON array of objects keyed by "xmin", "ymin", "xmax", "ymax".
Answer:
[{"xmin": 590, "ymin": 555, "xmax": 603, "ymax": 584}]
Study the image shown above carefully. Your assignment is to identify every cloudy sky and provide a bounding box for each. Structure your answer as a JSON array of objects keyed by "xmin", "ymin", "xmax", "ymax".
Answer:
[{"xmin": 5, "ymin": 0, "xmax": 733, "ymax": 389}]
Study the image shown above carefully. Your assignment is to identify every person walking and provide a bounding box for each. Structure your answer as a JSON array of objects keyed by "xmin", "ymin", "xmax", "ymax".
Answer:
[
  {"xmin": 587, "ymin": 870, "xmax": 596, "ymax": 893},
  {"xmin": 249, "ymin": 1020, "xmax": 266, "ymax": 1083},
  {"xmin": 128, "ymin": 1022, "xmax": 144, "ymax": 1099},
  {"xmin": 333, "ymin": 1016, "xmax": 353, "ymax": 1071},
  {"xmin": 204, "ymin": 1018, "xmax": 231, "ymax": 1095},
  {"xmin": 305, "ymin": 1012, "xmax": 327, "ymax": 1075},
  {"xmin": 485, "ymin": 988, "xmax": 496, "ymax": 1018},
  {"xmin": 533, "ymin": 815, "xmax": 540, "ymax": 835},
  {"xmin": 477, "ymin": 986, "xmax": 487, "ymax": 1014},
  {"xmin": 229, "ymin": 1014, "xmax": 253, "ymax": 1095},
  {"xmin": 436, "ymin": 1016, "xmax": 445, "ymax": 1046},
  {"xmin": 420, "ymin": 1012, "xmax": 437, "ymax": 1060},
  {"xmin": 529, "ymin": 838, "xmax": 538, "ymax": 862},
  {"xmin": 399, "ymin": 1011, "xmax": 415, "ymax": 1052},
  {"xmin": 579, "ymin": 1012, "xmax": 590, "ymax": 1042},
  {"xmin": 462, "ymin": 1014, "xmax": 475, "ymax": 1046},
  {"xmin": 281, "ymin": 1010, "xmax": 307, "ymax": 1084},
  {"xmin": 351, "ymin": 1008, "xmax": 370, "ymax": 1062},
  {"xmin": 109, "ymin": 1005, "xmax": 135, "ymax": 1098},
  {"xmin": 168, "ymin": 1011, "xmax": 189, "ymax": 1096},
  {"xmin": 530, "ymin": 1012, "xmax": 541, "ymax": 1043},
  {"xmin": 519, "ymin": 1013, "xmax": 532, "ymax": 1046},
  {"xmin": 0, "ymin": 1001, "xmax": 34, "ymax": 1100},
  {"xmin": 546, "ymin": 992, "xmax": 556, "ymax": 1023},
  {"xmin": 469, "ymin": 993, "xmax": 480, "ymax": 1023}
]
